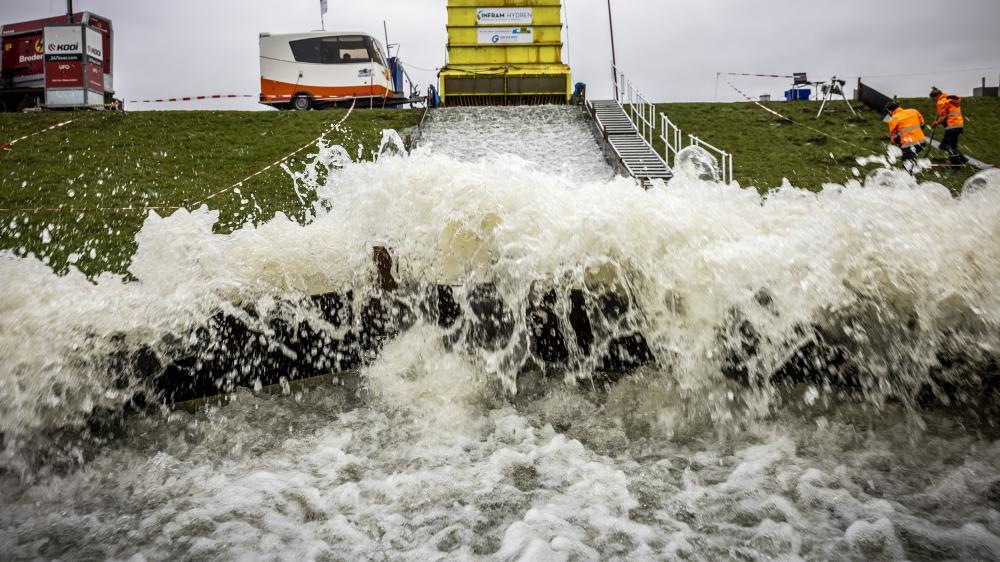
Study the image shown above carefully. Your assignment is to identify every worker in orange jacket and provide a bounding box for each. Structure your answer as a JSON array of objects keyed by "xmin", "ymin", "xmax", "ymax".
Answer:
[
  {"xmin": 929, "ymin": 87, "xmax": 968, "ymax": 166},
  {"xmin": 885, "ymin": 101, "xmax": 927, "ymax": 171}
]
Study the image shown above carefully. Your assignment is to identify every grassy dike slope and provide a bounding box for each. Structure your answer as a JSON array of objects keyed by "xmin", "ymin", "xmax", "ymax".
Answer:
[
  {"xmin": 0, "ymin": 109, "xmax": 423, "ymax": 276},
  {"xmin": 655, "ymin": 97, "xmax": 1000, "ymax": 191},
  {"xmin": 1, "ymin": 99, "xmax": 997, "ymax": 278}
]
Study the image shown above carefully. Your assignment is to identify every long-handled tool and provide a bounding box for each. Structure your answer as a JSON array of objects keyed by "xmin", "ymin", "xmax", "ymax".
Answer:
[
  {"xmin": 923, "ymin": 124, "xmax": 939, "ymax": 159},
  {"xmin": 924, "ymin": 124, "xmax": 976, "ymax": 169}
]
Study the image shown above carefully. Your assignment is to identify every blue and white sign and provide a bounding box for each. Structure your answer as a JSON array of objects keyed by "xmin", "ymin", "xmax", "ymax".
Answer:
[{"xmin": 477, "ymin": 27, "xmax": 534, "ymax": 45}]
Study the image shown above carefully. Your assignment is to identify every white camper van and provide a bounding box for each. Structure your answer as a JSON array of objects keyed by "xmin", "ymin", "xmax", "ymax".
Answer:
[{"xmin": 259, "ymin": 31, "xmax": 393, "ymax": 110}]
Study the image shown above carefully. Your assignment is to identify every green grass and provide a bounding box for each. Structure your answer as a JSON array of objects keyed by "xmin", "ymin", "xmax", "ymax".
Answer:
[
  {"xmin": 2, "ymin": 99, "xmax": 997, "ymax": 279},
  {"xmin": 0, "ymin": 109, "xmax": 423, "ymax": 276},
  {"xmin": 654, "ymin": 97, "xmax": 1000, "ymax": 192}
]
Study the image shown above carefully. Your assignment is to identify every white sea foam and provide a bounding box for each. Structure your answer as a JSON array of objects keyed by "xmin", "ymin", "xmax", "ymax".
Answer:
[
  {"xmin": 1, "ymin": 108, "xmax": 999, "ymax": 559},
  {"xmin": 7, "ymin": 137, "xmax": 997, "ymax": 434}
]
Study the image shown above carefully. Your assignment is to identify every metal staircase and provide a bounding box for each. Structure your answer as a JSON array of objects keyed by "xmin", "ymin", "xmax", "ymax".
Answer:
[{"xmin": 589, "ymin": 100, "xmax": 672, "ymax": 187}]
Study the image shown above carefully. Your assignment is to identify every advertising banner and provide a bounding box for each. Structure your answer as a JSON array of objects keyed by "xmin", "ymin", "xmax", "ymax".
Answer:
[
  {"xmin": 43, "ymin": 26, "xmax": 83, "ymax": 56},
  {"xmin": 85, "ymin": 27, "xmax": 103, "ymax": 64},
  {"xmin": 476, "ymin": 8, "xmax": 533, "ymax": 25},
  {"xmin": 477, "ymin": 27, "xmax": 533, "ymax": 45},
  {"xmin": 87, "ymin": 61, "xmax": 104, "ymax": 92},
  {"xmin": 2, "ymin": 36, "xmax": 45, "ymax": 78},
  {"xmin": 43, "ymin": 25, "xmax": 102, "ymax": 106},
  {"xmin": 45, "ymin": 60, "xmax": 84, "ymax": 87},
  {"xmin": 44, "ymin": 26, "xmax": 84, "ymax": 93}
]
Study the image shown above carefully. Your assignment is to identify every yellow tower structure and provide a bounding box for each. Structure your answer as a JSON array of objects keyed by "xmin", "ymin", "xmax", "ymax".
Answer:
[{"xmin": 439, "ymin": 0, "xmax": 572, "ymax": 106}]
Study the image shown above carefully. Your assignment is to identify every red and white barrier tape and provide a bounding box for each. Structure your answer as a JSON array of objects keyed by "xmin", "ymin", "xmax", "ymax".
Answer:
[
  {"xmin": 126, "ymin": 94, "xmax": 256, "ymax": 104},
  {"xmin": 124, "ymin": 93, "xmax": 354, "ymax": 105},
  {"xmin": 722, "ymin": 77, "xmax": 872, "ymax": 153},
  {"xmin": 194, "ymin": 98, "xmax": 357, "ymax": 206},
  {"xmin": 719, "ymin": 72, "xmax": 795, "ymax": 79},
  {"xmin": 0, "ymin": 203, "xmax": 181, "ymax": 213},
  {"xmin": 2, "ymin": 118, "xmax": 78, "ymax": 150},
  {"xmin": 0, "ymin": 101, "xmax": 357, "ymax": 214}
]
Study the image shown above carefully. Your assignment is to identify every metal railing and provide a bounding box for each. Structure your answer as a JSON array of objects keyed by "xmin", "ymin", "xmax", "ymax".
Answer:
[
  {"xmin": 615, "ymin": 66, "xmax": 735, "ymax": 184},
  {"xmin": 659, "ymin": 118, "xmax": 734, "ymax": 184},
  {"xmin": 688, "ymin": 135, "xmax": 734, "ymax": 184},
  {"xmin": 615, "ymin": 66, "xmax": 656, "ymax": 147},
  {"xmin": 658, "ymin": 112, "xmax": 734, "ymax": 184},
  {"xmin": 660, "ymin": 113, "xmax": 733, "ymax": 183},
  {"xmin": 659, "ymin": 113, "xmax": 683, "ymax": 166}
]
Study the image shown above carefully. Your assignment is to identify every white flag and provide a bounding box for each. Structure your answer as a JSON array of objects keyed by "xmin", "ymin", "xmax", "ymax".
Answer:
[{"xmin": 320, "ymin": 0, "xmax": 328, "ymax": 15}]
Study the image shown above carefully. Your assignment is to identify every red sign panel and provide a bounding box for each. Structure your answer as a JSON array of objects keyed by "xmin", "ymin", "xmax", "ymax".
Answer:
[
  {"xmin": 1, "ymin": 35, "xmax": 45, "ymax": 79},
  {"xmin": 45, "ymin": 59, "xmax": 84, "ymax": 88},
  {"xmin": 86, "ymin": 61, "xmax": 103, "ymax": 93}
]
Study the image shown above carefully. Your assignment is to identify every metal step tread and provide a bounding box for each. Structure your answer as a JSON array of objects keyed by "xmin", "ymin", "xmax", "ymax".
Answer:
[
  {"xmin": 590, "ymin": 100, "xmax": 674, "ymax": 182},
  {"xmin": 612, "ymin": 147, "xmax": 660, "ymax": 154},
  {"xmin": 613, "ymin": 145, "xmax": 657, "ymax": 151}
]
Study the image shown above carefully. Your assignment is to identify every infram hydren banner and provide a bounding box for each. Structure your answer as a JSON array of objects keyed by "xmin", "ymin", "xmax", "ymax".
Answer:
[
  {"xmin": 476, "ymin": 8, "xmax": 533, "ymax": 25},
  {"xmin": 477, "ymin": 27, "xmax": 534, "ymax": 45}
]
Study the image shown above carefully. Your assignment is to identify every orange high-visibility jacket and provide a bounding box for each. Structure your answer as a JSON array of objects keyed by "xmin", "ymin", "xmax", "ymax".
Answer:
[
  {"xmin": 887, "ymin": 107, "xmax": 926, "ymax": 147},
  {"xmin": 933, "ymin": 93, "xmax": 964, "ymax": 129}
]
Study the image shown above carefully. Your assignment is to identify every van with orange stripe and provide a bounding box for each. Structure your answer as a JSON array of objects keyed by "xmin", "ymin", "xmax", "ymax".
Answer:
[{"xmin": 259, "ymin": 31, "xmax": 394, "ymax": 110}]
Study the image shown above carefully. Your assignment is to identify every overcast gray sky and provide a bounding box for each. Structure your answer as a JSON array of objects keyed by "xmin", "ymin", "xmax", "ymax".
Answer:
[{"xmin": 4, "ymin": 0, "xmax": 999, "ymax": 109}]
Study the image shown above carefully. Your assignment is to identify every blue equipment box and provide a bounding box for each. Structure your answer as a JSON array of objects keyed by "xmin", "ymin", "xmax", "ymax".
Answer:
[{"xmin": 784, "ymin": 89, "xmax": 811, "ymax": 101}]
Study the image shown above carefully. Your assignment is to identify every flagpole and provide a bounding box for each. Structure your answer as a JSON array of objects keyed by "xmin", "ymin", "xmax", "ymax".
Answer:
[
  {"xmin": 607, "ymin": 0, "xmax": 618, "ymax": 100},
  {"xmin": 320, "ymin": 0, "xmax": 325, "ymax": 31}
]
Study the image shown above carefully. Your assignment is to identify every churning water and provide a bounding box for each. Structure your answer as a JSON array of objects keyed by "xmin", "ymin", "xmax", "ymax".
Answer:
[
  {"xmin": 1, "ymin": 106, "xmax": 1000, "ymax": 560},
  {"xmin": 418, "ymin": 106, "xmax": 615, "ymax": 182}
]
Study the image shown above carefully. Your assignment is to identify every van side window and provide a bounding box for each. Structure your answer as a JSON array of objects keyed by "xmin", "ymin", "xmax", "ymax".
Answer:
[
  {"xmin": 288, "ymin": 36, "xmax": 378, "ymax": 65},
  {"xmin": 330, "ymin": 36, "xmax": 371, "ymax": 64},
  {"xmin": 289, "ymin": 38, "xmax": 321, "ymax": 63},
  {"xmin": 321, "ymin": 38, "xmax": 342, "ymax": 63},
  {"xmin": 368, "ymin": 37, "xmax": 387, "ymax": 67}
]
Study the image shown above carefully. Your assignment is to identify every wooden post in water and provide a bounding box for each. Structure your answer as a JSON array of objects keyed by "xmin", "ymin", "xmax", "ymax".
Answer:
[{"xmin": 373, "ymin": 246, "xmax": 398, "ymax": 292}]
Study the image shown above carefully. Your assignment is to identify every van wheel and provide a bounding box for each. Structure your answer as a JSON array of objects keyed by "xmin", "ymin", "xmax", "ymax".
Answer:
[{"xmin": 292, "ymin": 95, "xmax": 313, "ymax": 111}]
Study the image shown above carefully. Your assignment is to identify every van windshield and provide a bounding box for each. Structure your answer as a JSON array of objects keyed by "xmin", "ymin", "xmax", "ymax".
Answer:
[{"xmin": 289, "ymin": 35, "xmax": 381, "ymax": 65}]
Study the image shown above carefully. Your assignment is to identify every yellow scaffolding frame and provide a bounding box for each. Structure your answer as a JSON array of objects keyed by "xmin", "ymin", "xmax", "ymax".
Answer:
[{"xmin": 440, "ymin": 0, "xmax": 572, "ymax": 106}]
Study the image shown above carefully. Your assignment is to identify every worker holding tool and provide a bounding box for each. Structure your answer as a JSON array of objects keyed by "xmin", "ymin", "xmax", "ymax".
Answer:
[
  {"xmin": 885, "ymin": 101, "xmax": 927, "ymax": 172},
  {"xmin": 929, "ymin": 87, "xmax": 968, "ymax": 166}
]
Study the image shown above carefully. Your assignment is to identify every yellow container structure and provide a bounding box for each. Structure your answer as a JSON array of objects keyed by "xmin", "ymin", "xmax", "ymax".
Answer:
[{"xmin": 439, "ymin": 0, "xmax": 572, "ymax": 106}]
